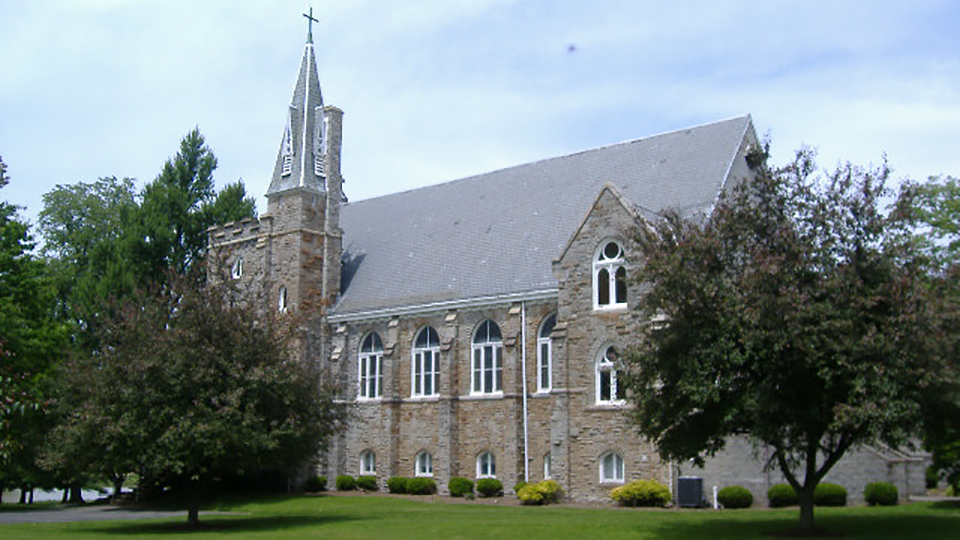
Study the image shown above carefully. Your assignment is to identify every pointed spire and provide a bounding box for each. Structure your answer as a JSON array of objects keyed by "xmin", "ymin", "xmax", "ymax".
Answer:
[{"xmin": 267, "ymin": 12, "xmax": 327, "ymax": 197}]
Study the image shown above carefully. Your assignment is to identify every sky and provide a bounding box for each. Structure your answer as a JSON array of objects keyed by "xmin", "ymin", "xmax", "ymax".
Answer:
[{"xmin": 2, "ymin": 0, "xmax": 959, "ymax": 228}]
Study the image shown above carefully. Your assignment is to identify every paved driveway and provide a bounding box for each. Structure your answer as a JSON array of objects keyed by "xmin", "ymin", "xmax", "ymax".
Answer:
[{"xmin": 0, "ymin": 505, "xmax": 193, "ymax": 524}]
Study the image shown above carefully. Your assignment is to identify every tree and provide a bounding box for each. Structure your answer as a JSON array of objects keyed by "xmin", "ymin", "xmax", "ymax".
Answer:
[
  {"xmin": 623, "ymin": 146, "xmax": 943, "ymax": 533},
  {"xmin": 898, "ymin": 175, "xmax": 960, "ymax": 491},
  {"xmin": 50, "ymin": 269, "xmax": 343, "ymax": 525}
]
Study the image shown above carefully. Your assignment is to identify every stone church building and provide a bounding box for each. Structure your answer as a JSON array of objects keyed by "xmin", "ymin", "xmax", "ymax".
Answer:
[{"xmin": 209, "ymin": 31, "xmax": 927, "ymax": 503}]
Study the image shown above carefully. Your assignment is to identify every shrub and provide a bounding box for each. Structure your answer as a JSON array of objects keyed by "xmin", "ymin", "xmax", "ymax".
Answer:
[
  {"xmin": 304, "ymin": 475, "xmax": 327, "ymax": 492},
  {"xmin": 387, "ymin": 476, "xmax": 408, "ymax": 494},
  {"xmin": 717, "ymin": 485, "xmax": 753, "ymax": 509},
  {"xmin": 610, "ymin": 479, "xmax": 671, "ymax": 507},
  {"xmin": 448, "ymin": 477, "xmax": 474, "ymax": 497},
  {"xmin": 518, "ymin": 480, "xmax": 563, "ymax": 505},
  {"xmin": 513, "ymin": 481, "xmax": 528, "ymax": 494},
  {"xmin": 407, "ymin": 477, "xmax": 437, "ymax": 495},
  {"xmin": 767, "ymin": 483, "xmax": 798, "ymax": 508},
  {"xmin": 357, "ymin": 475, "xmax": 379, "ymax": 492},
  {"xmin": 814, "ymin": 482, "xmax": 847, "ymax": 507},
  {"xmin": 926, "ymin": 466, "xmax": 939, "ymax": 490},
  {"xmin": 476, "ymin": 478, "xmax": 504, "ymax": 498},
  {"xmin": 864, "ymin": 482, "xmax": 899, "ymax": 506},
  {"xmin": 335, "ymin": 475, "xmax": 357, "ymax": 491}
]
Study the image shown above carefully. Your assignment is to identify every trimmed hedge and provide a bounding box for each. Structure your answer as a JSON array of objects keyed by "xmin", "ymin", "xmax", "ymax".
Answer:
[
  {"xmin": 407, "ymin": 477, "xmax": 437, "ymax": 495},
  {"xmin": 767, "ymin": 483, "xmax": 798, "ymax": 508},
  {"xmin": 610, "ymin": 479, "xmax": 671, "ymax": 507},
  {"xmin": 864, "ymin": 482, "xmax": 899, "ymax": 506},
  {"xmin": 517, "ymin": 480, "xmax": 563, "ymax": 505},
  {"xmin": 357, "ymin": 475, "xmax": 379, "ymax": 492},
  {"xmin": 814, "ymin": 482, "xmax": 847, "ymax": 507},
  {"xmin": 387, "ymin": 476, "xmax": 408, "ymax": 494},
  {"xmin": 476, "ymin": 478, "xmax": 504, "ymax": 498},
  {"xmin": 335, "ymin": 475, "xmax": 357, "ymax": 491},
  {"xmin": 448, "ymin": 477, "xmax": 474, "ymax": 497},
  {"xmin": 717, "ymin": 485, "xmax": 753, "ymax": 509},
  {"xmin": 304, "ymin": 475, "xmax": 327, "ymax": 492}
]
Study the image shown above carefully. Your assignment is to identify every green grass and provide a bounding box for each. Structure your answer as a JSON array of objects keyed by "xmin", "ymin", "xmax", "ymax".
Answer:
[{"xmin": 0, "ymin": 494, "xmax": 958, "ymax": 539}]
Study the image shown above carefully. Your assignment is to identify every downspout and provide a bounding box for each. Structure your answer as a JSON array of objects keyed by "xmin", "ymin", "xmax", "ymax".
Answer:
[{"xmin": 521, "ymin": 302, "xmax": 530, "ymax": 482}]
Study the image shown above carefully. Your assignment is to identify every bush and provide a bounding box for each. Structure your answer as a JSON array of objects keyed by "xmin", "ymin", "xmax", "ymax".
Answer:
[
  {"xmin": 387, "ymin": 476, "xmax": 408, "ymax": 494},
  {"xmin": 513, "ymin": 481, "xmax": 528, "ymax": 494},
  {"xmin": 767, "ymin": 483, "xmax": 798, "ymax": 508},
  {"xmin": 864, "ymin": 482, "xmax": 899, "ymax": 506},
  {"xmin": 610, "ymin": 479, "xmax": 671, "ymax": 507},
  {"xmin": 717, "ymin": 485, "xmax": 753, "ymax": 509},
  {"xmin": 476, "ymin": 478, "xmax": 504, "ymax": 498},
  {"xmin": 926, "ymin": 466, "xmax": 939, "ymax": 490},
  {"xmin": 814, "ymin": 482, "xmax": 847, "ymax": 507},
  {"xmin": 304, "ymin": 475, "xmax": 327, "ymax": 492},
  {"xmin": 407, "ymin": 477, "xmax": 437, "ymax": 495},
  {"xmin": 517, "ymin": 480, "xmax": 563, "ymax": 505},
  {"xmin": 357, "ymin": 475, "xmax": 379, "ymax": 492},
  {"xmin": 448, "ymin": 477, "xmax": 474, "ymax": 497},
  {"xmin": 335, "ymin": 475, "xmax": 357, "ymax": 491}
]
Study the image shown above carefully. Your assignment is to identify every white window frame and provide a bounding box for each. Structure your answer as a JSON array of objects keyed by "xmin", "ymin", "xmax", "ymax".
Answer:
[
  {"xmin": 231, "ymin": 256, "xmax": 244, "ymax": 279},
  {"xmin": 596, "ymin": 345, "xmax": 625, "ymax": 405},
  {"xmin": 593, "ymin": 240, "xmax": 627, "ymax": 310},
  {"xmin": 412, "ymin": 327, "xmax": 440, "ymax": 398},
  {"xmin": 278, "ymin": 285, "xmax": 288, "ymax": 313},
  {"xmin": 360, "ymin": 450, "xmax": 376, "ymax": 476},
  {"xmin": 537, "ymin": 314, "xmax": 556, "ymax": 393},
  {"xmin": 600, "ymin": 452, "xmax": 625, "ymax": 484},
  {"xmin": 471, "ymin": 320, "xmax": 503, "ymax": 395},
  {"xmin": 543, "ymin": 452, "xmax": 552, "ymax": 480},
  {"xmin": 477, "ymin": 451, "xmax": 496, "ymax": 479},
  {"xmin": 415, "ymin": 451, "xmax": 433, "ymax": 477},
  {"xmin": 358, "ymin": 333, "xmax": 384, "ymax": 400}
]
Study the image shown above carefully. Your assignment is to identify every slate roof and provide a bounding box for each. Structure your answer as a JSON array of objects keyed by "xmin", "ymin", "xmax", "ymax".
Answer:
[{"xmin": 330, "ymin": 115, "xmax": 755, "ymax": 319}]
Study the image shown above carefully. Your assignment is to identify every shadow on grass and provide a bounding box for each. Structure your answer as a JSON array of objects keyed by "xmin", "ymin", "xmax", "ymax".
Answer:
[
  {"xmin": 91, "ymin": 514, "xmax": 358, "ymax": 535},
  {"xmin": 649, "ymin": 511, "xmax": 960, "ymax": 540}
]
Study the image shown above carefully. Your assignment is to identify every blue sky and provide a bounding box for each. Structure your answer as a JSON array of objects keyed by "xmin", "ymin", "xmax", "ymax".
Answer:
[{"xmin": 2, "ymin": 0, "xmax": 959, "ymax": 225}]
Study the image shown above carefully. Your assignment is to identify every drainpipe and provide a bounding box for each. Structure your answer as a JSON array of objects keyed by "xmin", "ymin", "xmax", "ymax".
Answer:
[{"xmin": 521, "ymin": 302, "xmax": 529, "ymax": 482}]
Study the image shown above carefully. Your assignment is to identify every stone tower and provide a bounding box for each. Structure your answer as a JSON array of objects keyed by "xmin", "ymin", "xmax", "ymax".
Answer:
[{"xmin": 208, "ymin": 24, "xmax": 343, "ymax": 329}]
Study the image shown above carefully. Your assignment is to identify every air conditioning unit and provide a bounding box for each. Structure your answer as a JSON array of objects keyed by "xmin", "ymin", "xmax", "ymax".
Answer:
[{"xmin": 677, "ymin": 476, "xmax": 704, "ymax": 508}]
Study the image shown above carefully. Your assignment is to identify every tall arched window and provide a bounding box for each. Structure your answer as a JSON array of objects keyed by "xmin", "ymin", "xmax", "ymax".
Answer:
[
  {"xmin": 360, "ymin": 450, "xmax": 376, "ymax": 475},
  {"xmin": 278, "ymin": 285, "xmax": 288, "ymax": 313},
  {"xmin": 358, "ymin": 333, "xmax": 383, "ymax": 399},
  {"xmin": 600, "ymin": 452, "xmax": 624, "ymax": 483},
  {"xmin": 594, "ymin": 241, "xmax": 626, "ymax": 309},
  {"xmin": 596, "ymin": 345, "xmax": 624, "ymax": 404},
  {"xmin": 231, "ymin": 256, "xmax": 244, "ymax": 279},
  {"xmin": 415, "ymin": 451, "xmax": 433, "ymax": 477},
  {"xmin": 412, "ymin": 327, "xmax": 440, "ymax": 397},
  {"xmin": 477, "ymin": 451, "xmax": 496, "ymax": 478},
  {"xmin": 537, "ymin": 314, "xmax": 557, "ymax": 393},
  {"xmin": 471, "ymin": 320, "xmax": 502, "ymax": 395}
]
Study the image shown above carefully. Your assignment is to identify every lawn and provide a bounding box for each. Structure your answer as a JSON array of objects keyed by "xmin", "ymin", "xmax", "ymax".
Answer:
[{"xmin": 1, "ymin": 494, "xmax": 958, "ymax": 540}]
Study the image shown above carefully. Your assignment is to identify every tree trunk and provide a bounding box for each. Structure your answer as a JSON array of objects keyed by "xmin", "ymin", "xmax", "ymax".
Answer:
[
  {"xmin": 112, "ymin": 474, "xmax": 125, "ymax": 503},
  {"xmin": 187, "ymin": 477, "xmax": 203, "ymax": 527},
  {"xmin": 18, "ymin": 486, "xmax": 27, "ymax": 504},
  {"xmin": 61, "ymin": 488, "xmax": 69, "ymax": 504},
  {"xmin": 797, "ymin": 485, "xmax": 816, "ymax": 532},
  {"xmin": 68, "ymin": 483, "xmax": 84, "ymax": 504}
]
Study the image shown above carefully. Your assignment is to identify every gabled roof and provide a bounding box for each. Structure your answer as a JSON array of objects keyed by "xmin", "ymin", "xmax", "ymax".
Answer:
[{"xmin": 330, "ymin": 115, "xmax": 755, "ymax": 319}]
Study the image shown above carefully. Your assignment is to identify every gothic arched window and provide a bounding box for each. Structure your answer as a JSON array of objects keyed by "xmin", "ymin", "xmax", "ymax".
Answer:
[
  {"xmin": 412, "ymin": 327, "xmax": 440, "ymax": 397},
  {"xmin": 537, "ymin": 314, "xmax": 557, "ymax": 393},
  {"xmin": 596, "ymin": 345, "xmax": 625, "ymax": 404},
  {"xmin": 594, "ymin": 241, "xmax": 626, "ymax": 309},
  {"xmin": 471, "ymin": 320, "xmax": 502, "ymax": 395},
  {"xmin": 358, "ymin": 332, "xmax": 383, "ymax": 400}
]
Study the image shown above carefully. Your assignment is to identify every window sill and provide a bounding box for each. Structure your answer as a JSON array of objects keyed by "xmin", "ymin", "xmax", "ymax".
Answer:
[
  {"xmin": 406, "ymin": 395, "xmax": 440, "ymax": 403},
  {"xmin": 593, "ymin": 304, "xmax": 628, "ymax": 313},
  {"xmin": 356, "ymin": 397, "xmax": 383, "ymax": 403},
  {"xmin": 587, "ymin": 402, "xmax": 628, "ymax": 411},
  {"xmin": 463, "ymin": 392, "xmax": 504, "ymax": 401}
]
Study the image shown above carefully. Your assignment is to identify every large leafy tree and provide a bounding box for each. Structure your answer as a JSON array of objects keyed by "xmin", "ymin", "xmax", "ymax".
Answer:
[
  {"xmin": 49, "ymin": 270, "xmax": 343, "ymax": 525},
  {"xmin": 899, "ymin": 175, "xmax": 960, "ymax": 491},
  {"xmin": 623, "ymin": 146, "xmax": 944, "ymax": 533}
]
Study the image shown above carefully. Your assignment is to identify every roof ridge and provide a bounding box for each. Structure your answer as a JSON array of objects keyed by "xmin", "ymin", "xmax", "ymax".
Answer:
[{"xmin": 344, "ymin": 115, "xmax": 752, "ymax": 207}]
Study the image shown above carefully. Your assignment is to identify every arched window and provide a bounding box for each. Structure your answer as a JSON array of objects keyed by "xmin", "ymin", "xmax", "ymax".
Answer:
[
  {"xmin": 415, "ymin": 451, "xmax": 433, "ymax": 477},
  {"xmin": 358, "ymin": 333, "xmax": 383, "ymax": 399},
  {"xmin": 471, "ymin": 320, "xmax": 503, "ymax": 395},
  {"xmin": 231, "ymin": 256, "xmax": 244, "ymax": 279},
  {"xmin": 477, "ymin": 451, "xmax": 496, "ymax": 478},
  {"xmin": 278, "ymin": 285, "xmax": 288, "ymax": 313},
  {"xmin": 543, "ymin": 452, "xmax": 552, "ymax": 480},
  {"xmin": 600, "ymin": 452, "xmax": 625, "ymax": 483},
  {"xmin": 594, "ymin": 241, "xmax": 626, "ymax": 309},
  {"xmin": 360, "ymin": 450, "xmax": 376, "ymax": 475},
  {"xmin": 537, "ymin": 314, "xmax": 557, "ymax": 393},
  {"xmin": 596, "ymin": 345, "xmax": 624, "ymax": 404},
  {"xmin": 412, "ymin": 327, "xmax": 440, "ymax": 397}
]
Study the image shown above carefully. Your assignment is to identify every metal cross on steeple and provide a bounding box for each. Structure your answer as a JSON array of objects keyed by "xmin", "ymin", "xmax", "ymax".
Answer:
[{"xmin": 303, "ymin": 7, "xmax": 319, "ymax": 44}]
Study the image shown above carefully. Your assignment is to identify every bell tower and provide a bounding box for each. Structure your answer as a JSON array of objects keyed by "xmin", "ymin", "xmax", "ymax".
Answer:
[{"xmin": 263, "ymin": 8, "xmax": 343, "ymax": 314}]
